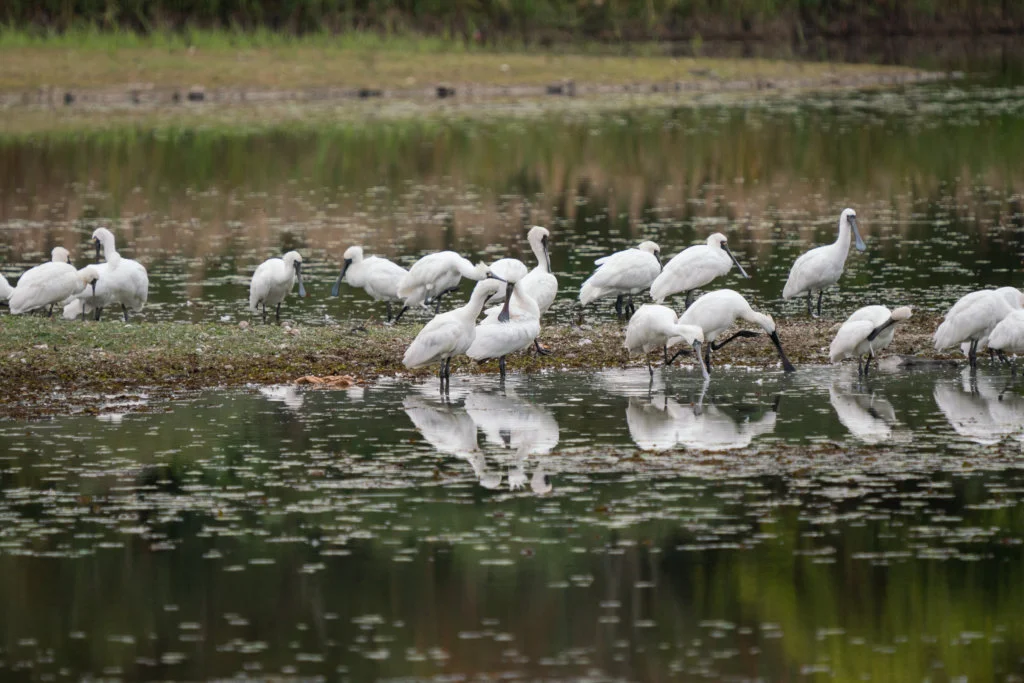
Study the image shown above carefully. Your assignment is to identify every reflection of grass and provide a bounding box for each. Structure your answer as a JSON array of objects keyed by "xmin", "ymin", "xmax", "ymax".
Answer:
[
  {"xmin": 0, "ymin": 312, "xmax": 948, "ymax": 419},
  {"xmin": 0, "ymin": 28, "xmax": 917, "ymax": 92}
]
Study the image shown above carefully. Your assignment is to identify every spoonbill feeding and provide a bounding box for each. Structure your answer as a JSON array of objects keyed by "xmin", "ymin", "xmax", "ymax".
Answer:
[
  {"xmin": 330, "ymin": 246, "xmax": 408, "ymax": 322},
  {"xmin": 404, "ymin": 277, "xmax": 504, "ymax": 393},
  {"xmin": 624, "ymin": 304, "xmax": 707, "ymax": 378},
  {"xmin": 579, "ymin": 240, "xmax": 661, "ymax": 318},
  {"xmin": 396, "ymin": 251, "xmax": 494, "ymax": 318},
  {"xmin": 249, "ymin": 250, "xmax": 306, "ymax": 323},
  {"xmin": 650, "ymin": 233, "xmax": 749, "ymax": 308},
  {"xmin": 672, "ymin": 289, "xmax": 796, "ymax": 374},
  {"xmin": 9, "ymin": 265, "xmax": 101, "ymax": 317},
  {"xmin": 467, "ymin": 279, "xmax": 541, "ymax": 380},
  {"xmin": 62, "ymin": 227, "xmax": 149, "ymax": 322},
  {"xmin": 782, "ymin": 208, "xmax": 866, "ymax": 317},
  {"xmin": 829, "ymin": 305, "xmax": 913, "ymax": 376},
  {"xmin": 934, "ymin": 287, "xmax": 1024, "ymax": 368}
]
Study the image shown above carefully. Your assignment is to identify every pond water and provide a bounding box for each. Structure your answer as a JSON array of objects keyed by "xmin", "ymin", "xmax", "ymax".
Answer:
[
  {"xmin": 2, "ymin": 82, "xmax": 1024, "ymax": 325},
  {"xmin": 0, "ymin": 367, "xmax": 1023, "ymax": 679}
]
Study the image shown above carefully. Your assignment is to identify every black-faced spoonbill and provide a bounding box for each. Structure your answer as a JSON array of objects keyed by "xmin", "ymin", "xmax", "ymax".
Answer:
[
  {"xmin": 783, "ymin": 208, "xmax": 866, "ymax": 317},
  {"xmin": 467, "ymin": 279, "xmax": 541, "ymax": 380},
  {"xmin": 63, "ymin": 227, "xmax": 149, "ymax": 322},
  {"xmin": 829, "ymin": 305, "xmax": 913, "ymax": 376},
  {"xmin": 9, "ymin": 265, "xmax": 100, "ymax": 318},
  {"xmin": 672, "ymin": 289, "xmax": 796, "ymax": 374},
  {"xmin": 396, "ymin": 251, "xmax": 495, "ymax": 319},
  {"xmin": 249, "ymin": 250, "xmax": 306, "ymax": 323},
  {"xmin": 579, "ymin": 240, "xmax": 661, "ymax": 318},
  {"xmin": 403, "ymin": 277, "xmax": 504, "ymax": 393},
  {"xmin": 624, "ymin": 303, "xmax": 707, "ymax": 378},
  {"xmin": 934, "ymin": 287, "xmax": 1024, "ymax": 368},
  {"xmin": 650, "ymin": 233, "xmax": 749, "ymax": 308},
  {"xmin": 330, "ymin": 246, "xmax": 408, "ymax": 322}
]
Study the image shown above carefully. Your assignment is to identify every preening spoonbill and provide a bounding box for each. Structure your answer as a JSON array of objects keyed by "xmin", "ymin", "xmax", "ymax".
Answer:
[
  {"xmin": 9, "ymin": 265, "xmax": 101, "ymax": 317},
  {"xmin": 942, "ymin": 288, "xmax": 1023, "ymax": 361},
  {"xmin": 249, "ymin": 250, "xmax": 306, "ymax": 323},
  {"xmin": 404, "ymin": 277, "xmax": 504, "ymax": 393},
  {"xmin": 397, "ymin": 251, "xmax": 494, "ymax": 318},
  {"xmin": 487, "ymin": 258, "xmax": 528, "ymax": 303},
  {"xmin": 62, "ymin": 227, "xmax": 149, "ymax": 322},
  {"xmin": 783, "ymin": 208, "xmax": 866, "ymax": 317},
  {"xmin": 8, "ymin": 247, "xmax": 74, "ymax": 314},
  {"xmin": 579, "ymin": 241, "xmax": 661, "ymax": 318},
  {"xmin": 650, "ymin": 233, "xmax": 749, "ymax": 307},
  {"xmin": 624, "ymin": 303, "xmax": 707, "ymax": 378},
  {"xmin": 330, "ymin": 246, "xmax": 408, "ymax": 322},
  {"xmin": 829, "ymin": 305, "xmax": 913, "ymax": 375},
  {"xmin": 934, "ymin": 287, "xmax": 1024, "ymax": 368},
  {"xmin": 673, "ymin": 289, "xmax": 796, "ymax": 373},
  {"xmin": 467, "ymin": 280, "xmax": 541, "ymax": 379}
]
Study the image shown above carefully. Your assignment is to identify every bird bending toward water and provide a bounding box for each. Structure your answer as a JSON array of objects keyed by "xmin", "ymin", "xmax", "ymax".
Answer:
[
  {"xmin": 249, "ymin": 250, "xmax": 306, "ymax": 323},
  {"xmin": 783, "ymin": 208, "xmax": 866, "ymax": 317},
  {"xmin": 624, "ymin": 304, "xmax": 707, "ymax": 378},
  {"xmin": 934, "ymin": 287, "xmax": 1024, "ymax": 368},
  {"xmin": 397, "ymin": 251, "xmax": 494, "ymax": 319},
  {"xmin": 7, "ymin": 247, "xmax": 76, "ymax": 316},
  {"xmin": 10, "ymin": 265, "xmax": 101, "ymax": 318},
  {"xmin": 579, "ymin": 241, "xmax": 661, "ymax": 318},
  {"xmin": 63, "ymin": 227, "xmax": 149, "ymax": 322},
  {"xmin": 829, "ymin": 305, "xmax": 913, "ymax": 376},
  {"xmin": 650, "ymin": 233, "xmax": 749, "ymax": 308},
  {"xmin": 331, "ymin": 246, "xmax": 408, "ymax": 323}
]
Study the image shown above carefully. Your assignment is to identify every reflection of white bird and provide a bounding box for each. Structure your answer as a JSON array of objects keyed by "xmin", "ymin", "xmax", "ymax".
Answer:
[
  {"xmin": 829, "ymin": 380, "xmax": 900, "ymax": 444},
  {"xmin": 830, "ymin": 305, "xmax": 913, "ymax": 375},
  {"xmin": 675, "ymin": 384, "xmax": 778, "ymax": 451},
  {"xmin": 933, "ymin": 368, "xmax": 1024, "ymax": 445},
  {"xmin": 650, "ymin": 233, "xmax": 749, "ymax": 308},
  {"xmin": 259, "ymin": 385, "xmax": 305, "ymax": 411},
  {"xmin": 397, "ymin": 251, "xmax": 493, "ymax": 314},
  {"xmin": 63, "ymin": 227, "xmax": 149, "ymax": 322},
  {"xmin": 626, "ymin": 394, "xmax": 683, "ymax": 451},
  {"xmin": 579, "ymin": 241, "xmax": 661, "ymax": 317},
  {"xmin": 678, "ymin": 289, "xmax": 796, "ymax": 374},
  {"xmin": 404, "ymin": 279, "xmax": 503, "ymax": 392},
  {"xmin": 402, "ymin": 395, "xmax": 501, "ymax": 488},
  {"xmin": 463, "ymin": 391, "xmax": 560, "ymax": 455},
  {"xmin": 467, "ymin": 280, "xmax": 541, "ymax": 379},
  {"xmin": 249, "ymin": 250, "xmax": 306, "ymax": 323},
  {"xmin": 934, "ymin": 287, "xmax": 1024, "ymax": 368},
  {"xmin": 10, "ymin": 264, "xmax": 101, "ymax": 316},
  {"xmin": 330, "ymin": 245, "xmax": 408, "ymax": 322},
  {"xmin": 624, "ymin": 304, "xmax": 707, "ymax": 378},
  {"xmin": 783, "ymin": 208, "xmax": 866, "ymax": 317}
]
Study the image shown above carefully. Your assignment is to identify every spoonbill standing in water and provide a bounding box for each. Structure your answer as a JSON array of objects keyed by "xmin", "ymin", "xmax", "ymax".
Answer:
[
  {"xmin": 650, "ymin": 233, "xmax": 750, "ymax": 308},
  {"xmin": 62, "ymin": 227, "xmax": 149, "ymax": 322},
  {"xmin": 467, "ymin": 279, "xmax": 541, "ymax": 380},
  {"xmin": 783, "ymin": 208, "xmax": 866, "ymax": 317},
  {"xmin": 935, "ymin": 287, "xmax": 1024, "ymax": 368},
  {"xmin": 404, "ymin": 277, "xmax": 504, "ymax": 393},
  {"xmin": 579, "ymin": 240, "xmax": 661, "ymax": 318},
  {"xmin": 9, "ymin": 265, "xmax": 101, "ymax": 318},
  {"xmin": 249, "ymin": 250, "xmax": 306, "ymax": 323},
  {"xmin": 396, "ymin": 251, "xmax": 494, "ymax": 319},
  {"xmin": 671, "ymin": 289, "xmax": 796, "ymax": 374},
  {"xmin": 330, "ymin": 246, "xmax": 408, "ymax": 322},
  {"xmin": 6, "ymin": 247, "xmax": 76, "ymax": 316},
  {"xmin": 829, "ymin": 305, "xmax": 913, "ymax": 376},
  {"xmin": 624, "ymin": 304, "xmax": 708, "ymax": 378}
]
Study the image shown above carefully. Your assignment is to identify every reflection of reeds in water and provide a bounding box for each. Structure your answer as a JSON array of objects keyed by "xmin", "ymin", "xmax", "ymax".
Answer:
[{"xmin": 2, "ymin": 98, "xmax": 1023, "ymax": 278}]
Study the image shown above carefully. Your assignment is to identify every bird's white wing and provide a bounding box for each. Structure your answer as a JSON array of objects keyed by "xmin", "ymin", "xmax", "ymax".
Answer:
[
  {"xmin": 586, "ymin": 250, "xmax": 660, "ymax": 291},
  {"xmin": 829, "ymin": 319, "xmax": 874, "ymax": 362},
  {"xmin": 651, "ymin": 246, "xmax": 726, "ymax": 301},
  {"xmin": 365, "ymin": 259, "xmax": 408, "ymax": 300},
  {"xmin": 520, "ymin": 270, "xmax": 557, "ymax": 315},
  {"xmin": 404, "ymin": 316, "xmax": 467, "ymax": 368},
  {"xmin": 782, "ymin": 246, "xmax": 839, "ymax": 299},
  {"xmin": 467, "ymin": 319, "xmax": 540, "ymax": 360}
]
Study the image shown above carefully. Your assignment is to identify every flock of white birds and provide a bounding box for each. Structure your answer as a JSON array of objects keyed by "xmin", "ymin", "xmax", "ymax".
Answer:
[{"xmin": 4, "ymin": 210, "xmax": 1024, "ymax": 391}]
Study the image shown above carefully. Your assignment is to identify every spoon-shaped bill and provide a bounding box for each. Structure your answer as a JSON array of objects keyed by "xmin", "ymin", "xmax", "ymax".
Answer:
[
  {"xmin": 498, "ymin": 282, "xmax": 514, "ymax": 323},
  {"xmin": 331, "ymin": 259, "xmax": 351, "ymax": 298},
  {"xmin": 769, "ymin": 331, "xmax": 796, "ymax": 372},
  {"xmin": 723, "ymin": 243, "xmax": 750, "ymax": 279},
  {"xmin": 294, "ymin": 261, "xmax": 307, "ymax": 298},
  {"xmin": 850, "ymin": 216, "xmax": 867, "ymax": 252}
]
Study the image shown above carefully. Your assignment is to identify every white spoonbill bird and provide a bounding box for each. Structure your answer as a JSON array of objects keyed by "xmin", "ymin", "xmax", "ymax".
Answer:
[
  {"xmin": 9, "ymin": 265, "xmax": 101, "ymax": 317},
  {"xmin": 249, "ymin": 250, "xmax": 306, "ymax": 323},
  {"xmin": 674, "ymin": 289, "xmax": 796, "ymax": 374},
  {"xmin": 62, "ymin": 227, "xmax": 149, "ymax": 322},
  {"xmin": 487, "ymin": 258, "xmax": 528, "ymax": 303},
  {"xmin": 650, "ymin": 233, "xmax": 749, "ymax": 307},
  {"xmin": 9, "ymin": 247, "xmax": 74, "ymax": 314},
  {"xmin": 0, "ymin": 273, "xmax": 12, "ymax": 304},
  {"xmin": 829, "ymin": 305, "xmax": 913, "ymax": 376},
  {"xmin": 783, "ymin": 208, "xmax": 866, "ymax": 317},
  {"xmin": 943, "ymin": 287, "xmax": 1023, "ymax": 360},
  {"xmin": 404, "ymin": 278, "xmax": 504, "ymax": 393},
  {"xmin": 624, "ymin": 304, "xmax": 708, "ymax": 378},
  {"xmin": 985, "ymin": 309, "xmax": 1024, "ymax": 363},
  {"xmin": 467, "ymin": 280, "xmax": 541, "ymax": 379},
  {"xmin": 934, "ymin": 288, "xmax": 1024, "ymax": 368},
  {"xmin": 330, "ymin": 246, "xmax": 408, "ymax": 322},
  {"xmin": 396, "ymin": 251, "xmax": 493, "ymax": 318},
  {"xmin": 579, "ymin": 241, "xmax": 661, "ymax": 318}
]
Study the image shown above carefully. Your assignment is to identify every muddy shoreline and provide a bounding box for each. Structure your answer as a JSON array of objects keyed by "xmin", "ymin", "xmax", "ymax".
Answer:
[{"xmin": 0, "ymin": 312, "xmax": 965, "ymax": 420}]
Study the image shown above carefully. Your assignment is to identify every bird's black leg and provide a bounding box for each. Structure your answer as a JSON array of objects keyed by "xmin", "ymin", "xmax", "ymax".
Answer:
[
  {"xmin": 393, "ymin": 305, "xmax": 408, "ymax": 324},
  {"xmin": 261, "ymin": 302, "xmax": 267, "ymax": 323},
  {"xmin": 122, "ymin": 304, "xmax": 129, "ymax": 323},
  {"xmin": 685, "ymin": 290, "xmax": 693, "ymax": 309},
  {"xmin": 704, "ymin": 345, "xmax": 713, "ymax": 373},
  {"xmin": 969, "ymin": 339, "xmax": 978, "ymax": 369},
  {"xmin": 663, "ymin": 345, "xmax": 669, "ymax": 365},
  {"xmin": 47, "ymin": 304, "xmax": 54, "ymax": 318},
  {"xmin": 647, "ymin": 356, "xmax": 654, "ymax": 377},
  {"xmin": 614, "ymin": 295, "xmax": 624, "ymax": 318},
  {"xmin": 275, "ymin": 303, "xmax": 281, "ymax": 322},
  {"xmin": 807, "ymin": 292, "xmax": 813, "ymax": 317},
  {"xmin": 711, "ymin": 330, "xmax": 762, "ymax": 351},
  {"xmin": 864, "ymin": 353, "xmax": 873, "ymax": 377},
  {"xmin": 499, "ymin": 356, "xmax": 507, "ymax": 380},
  {"xmin": 857, "ymin": 357, "xmax": 864, "ymax": 377},
  {"xmin": 816, "ymin": 291, "xmax": 824, "ymax": 318},
  {"xmin": 439, "ymin": 361, "xmax": 445, "ymax": 393},
  {"xmin": 95, "ymin": 307, "xmax": 103, "ymax": 322},
  {"xmin": 385, "ymin": 302, "xmax": 393, "ymax": 323},
  {"xmin": 626, "ymin": 294, "xmax": 635, "ymax": 317},
  {"xmin": 534, "ymin": 338, "xmax": 551, "ymax": 356}
]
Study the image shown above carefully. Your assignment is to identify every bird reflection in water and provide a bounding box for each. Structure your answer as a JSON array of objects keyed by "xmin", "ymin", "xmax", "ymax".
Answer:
[
  {"xmin": 828, "ymin": 368, "xmax": 908, "ymax": 445},
  {"xmin": 934, "ymin": 367, "xmax": 1024, "ymax": 445}
]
